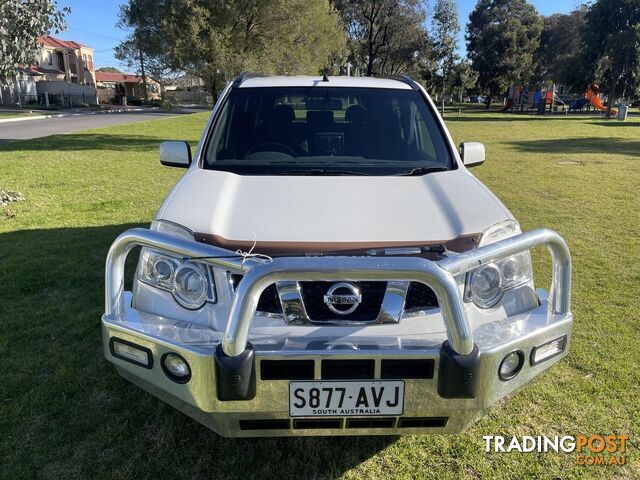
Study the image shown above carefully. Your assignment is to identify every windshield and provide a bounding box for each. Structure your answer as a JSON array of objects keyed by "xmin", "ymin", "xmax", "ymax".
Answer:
[{"xmin": 204, "ymin": 86, "xmax": 454, "ymax": 175}]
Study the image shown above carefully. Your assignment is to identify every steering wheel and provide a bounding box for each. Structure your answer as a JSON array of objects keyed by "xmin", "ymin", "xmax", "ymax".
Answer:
[{"xmin": 246, "ymin": 142, "xmax": 297, "ymax": 157}]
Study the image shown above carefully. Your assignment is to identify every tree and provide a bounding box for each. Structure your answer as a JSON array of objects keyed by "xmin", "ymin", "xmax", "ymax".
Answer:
[
  {"xmin": 155, "ymin": 0, "xmax": 346, "ymax": 97},
  {"xmin": 466, "ymin": 0, "xmax": 543, "ymax": 108},
  {"xmin": 431, "ymin": 0, "xmax": 460, "ymax": 115},
  {"xmin": 0, "ymin": 0, "xmax": 69, "ymax": 104},
  {"xmin": 534, "ymin": 8, "xmax": 587, "ymax": 86},
  {"xmin": 116, "ymin": 0, "xmax": 174, "ymax": 101},
  {"xmin": 97, "ymin": 66, "xmax": 122, "ymax": 73},
  {"xmin": 582, "ymin": 0, "xmax": 640, "ymax": 118},
  {"xmin": 334, "ymin": 0, "xmax": 429, "ymax": 77}
]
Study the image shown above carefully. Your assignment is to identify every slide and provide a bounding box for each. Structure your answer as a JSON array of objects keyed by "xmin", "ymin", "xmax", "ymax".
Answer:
[
  {"xmin": 590, "ymin": 95, "xmax": 617, "ymax": 114},
  {"xmin": 585, "ymin": 83, "xmax": 617, "ymax": 115}
]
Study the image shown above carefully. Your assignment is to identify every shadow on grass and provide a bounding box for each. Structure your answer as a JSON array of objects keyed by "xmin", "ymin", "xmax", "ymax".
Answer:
[
  {"xmin": 504, "ymin": 137, "xmax": 640, "ymax": 157},
  {"xmin": 0, "ymin": 133, "xmax": 173, "ymax": 152},
  {"xmin": 0, "ymin": 224, "xmax": 395, "ymax": 479},
  {"xmin": 587, "ymin": 120, "xmax": 640, "ymax": 127},
  {"xmin": 444, "ymin": 113, "xmax": 604, "ymax": 122}
]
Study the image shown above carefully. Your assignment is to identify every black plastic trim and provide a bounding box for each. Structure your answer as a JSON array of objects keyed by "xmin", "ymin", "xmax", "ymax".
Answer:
[
  {"xmin": 232, "ymin": 72, "xmax": 265, "ymax": 88},
  {"xmin": 321, "ymin": 359, "xmax": 374, "ymax": 379},
  {"xmin": 109, "ymin": 337, "xmax": 153, "ymax": 369},
  {"xmin": 381, "ymin": 359, "xmax": 434, "ymax": 379},
  {"xmin": 398, "ymin": 417, "xmax": 448, "ymax": 428},
  {"xmin": 261, "ymin": 360, "xmax": 314, "ymax": 380},
  {"xmin": 530, "ymin": 335, "xmax": 567, "ymax": 366},
  {"xmin": 437, "ymin": 341, "xmax": 480, "ymax": 399},
  {"xmin": 214, "ymin": 343, "xmax": 256, "ymax": 400},
  {"xmin": 239, "ymin": 419, "xmax": 290, "ymax": 430},
  {"xmin": 161, "ymin": 352, "xmax": 192, "ymax": 384},
  {"xmin": 346, "ymin": 418, "xmax": 395, "ymax": 429},
  {"xmin": 293, "ymin": 419, "xmax": 342, "ymax": 429}
]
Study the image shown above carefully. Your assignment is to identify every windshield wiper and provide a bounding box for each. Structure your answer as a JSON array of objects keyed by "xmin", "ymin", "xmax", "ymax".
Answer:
[
  {"xmin": 395, "ymin": 166, "xmax": 449, "ymax": 176},
  {"xmin": 278, "ymin": 169, "xmax": 370, "ymax": 176}
]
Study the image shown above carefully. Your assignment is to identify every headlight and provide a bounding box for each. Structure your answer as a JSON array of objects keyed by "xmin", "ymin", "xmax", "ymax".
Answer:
[
  {"xmin": 137, "ymin": 220, "xmax": 216, "ymax": 309},
  {"xmin": 465, "ymin": 221, "xmax": 533, "ymax": 309},
  {"xmin": 173, "ymin": 262, "xmax": 209, "ymax": 309}
]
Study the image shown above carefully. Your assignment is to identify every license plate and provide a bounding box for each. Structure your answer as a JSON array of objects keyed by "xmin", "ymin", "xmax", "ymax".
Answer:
[{"xmin": 289, "ymin": 381, "xmax": 404, "ymax": 417}]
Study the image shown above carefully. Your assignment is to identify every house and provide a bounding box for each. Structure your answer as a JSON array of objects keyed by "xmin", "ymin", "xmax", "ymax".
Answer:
[
  {"xmin": 95, "ymin": 71, "xmax": 161, "ymax": 104},
  {"xmin": 1, "ymin": 35, "xmax": 97, "ymax": 106},
  {"xmin": 34, "ymin": 35, "xmax": 96, "ymax": 86}
]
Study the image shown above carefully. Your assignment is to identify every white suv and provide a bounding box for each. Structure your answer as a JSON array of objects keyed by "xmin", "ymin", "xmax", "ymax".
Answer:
[{"xmin": 102, "ymin": 74, "xmax": 572, "ymax": 437}]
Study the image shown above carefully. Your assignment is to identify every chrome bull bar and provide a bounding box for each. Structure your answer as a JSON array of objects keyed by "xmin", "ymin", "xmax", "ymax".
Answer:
[{"xmin": 105, "ymin": 227, "xmax": 571, "ymax": 358}]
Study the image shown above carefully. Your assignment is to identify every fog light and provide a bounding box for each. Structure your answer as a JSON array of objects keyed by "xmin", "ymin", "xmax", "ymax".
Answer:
[
  {"xmin": 109, "ymin": 338, "xmax": 152, "ymax": 369},
  {"xmin": 498, "ymin": 350, "xmax": 524, "ymax": 380},
  {"xmin": 531, "ymin": 336, "xmax": 567, "ymax": 365},
  {"xmin": 162, "ymin": 353, "xmax": 191, "ymax": 383}
]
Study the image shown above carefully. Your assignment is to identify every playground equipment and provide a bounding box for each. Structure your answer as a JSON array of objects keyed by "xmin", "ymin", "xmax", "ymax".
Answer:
[
  {"xmin": 501, "ymin": 82, "xmax": 621, "ymax": 117},
  {"xmin": 584, "ymin": 83, "xmax": 617, "ymax": 115},
  {"xmin": 501, "ymin": 84, "xmax": 569, "ymax": 114}
]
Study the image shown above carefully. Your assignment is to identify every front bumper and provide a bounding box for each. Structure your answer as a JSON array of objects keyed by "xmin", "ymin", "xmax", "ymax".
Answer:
[{"xmin": 102, "ymin": 228, "xmax": 572, "ymax": 437}]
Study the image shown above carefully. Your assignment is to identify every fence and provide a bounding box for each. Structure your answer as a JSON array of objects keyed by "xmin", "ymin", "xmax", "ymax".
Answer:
[{"xmin": 17, "ymin": 92, "xmax": 99, "ymax": 108}]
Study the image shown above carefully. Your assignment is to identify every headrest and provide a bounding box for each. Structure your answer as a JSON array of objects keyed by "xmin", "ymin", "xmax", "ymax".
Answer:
[
  {"xmin": 306, "ymin": 110, "xmax": 333, "ymax": 126},
  {"xmin": 345, "ymin": 105, "xmax": 368, "ymax": 123},
  {"xmin": 272, "ymin": 104, "xmax": 295, "ymax": 123}
]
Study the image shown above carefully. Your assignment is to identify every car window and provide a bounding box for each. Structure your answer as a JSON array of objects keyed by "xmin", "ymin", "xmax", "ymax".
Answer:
[{"xmin": 204, "ymin": 86, "xmax": 453, "ymax": 175}]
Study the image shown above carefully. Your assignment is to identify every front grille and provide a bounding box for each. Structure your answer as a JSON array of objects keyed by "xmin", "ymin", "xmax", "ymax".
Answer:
[
  {"xmin": 293, "ymin": 419, "xmax": 342, "ymax": 429},
  {"xmin": 300, "ymin": 281, "xmax": 386, "ymax": 321},
  {"xmin": 381, "ymin": 359, "xmax": 434, "ymax": 379},
  {"xmin": 397, "ymin": 417, "xmax": 448, "ymax": 428},
  {"xmin": 260, "ymin": 360, "xmax": 314, "ymax": 380},
  {"xmin": 404, "ymin": 282, "xmax": 439, "ymax": 311},
  {"xmin": 346, "ymin": 418, "xmax": 395, "ymax": 429},
  {"xmin": 239, "ymin": 419, "xmax": 290, "ymax": 430},
  {"xmin": 230, "ymin": 274, "xmax": 282, "ymax": 314},
  {"xmin": 257, "ymin": 284, "xmax": 282, "ymax": 314},
  {"xmin": 321, "ymin": 359, "xmax": 374, "ymax": 379}
]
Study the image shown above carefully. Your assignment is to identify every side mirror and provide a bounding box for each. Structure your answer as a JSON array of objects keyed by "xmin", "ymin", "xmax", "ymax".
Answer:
[
  {"xmin": 160, "ymin": 141, "xmax": 191, "ymax": 168},
  {"xmin": 459, "ymin": 142, "xmax": 485, "ymax": 167}
]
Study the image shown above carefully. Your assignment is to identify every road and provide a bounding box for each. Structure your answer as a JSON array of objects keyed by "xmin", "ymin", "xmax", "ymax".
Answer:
[{"xmin": 0, "ymin": 111, "xmax": 188, "ymax": 143}]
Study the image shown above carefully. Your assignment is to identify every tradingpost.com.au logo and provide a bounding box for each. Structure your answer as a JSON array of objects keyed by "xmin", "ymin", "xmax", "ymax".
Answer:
[{"xmin": 483, "ymin": 435, "xmax": 629, "ymax": 466}]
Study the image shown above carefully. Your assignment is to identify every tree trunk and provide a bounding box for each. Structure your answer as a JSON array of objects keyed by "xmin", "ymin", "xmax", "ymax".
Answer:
[
  {"xmin": 485, "ymin": 96, "xmax": 492, "ymax": 109},
  {"xmin": 138, "ymin": 48, "xmax": 149, "ymax": 101},
  {"xmin": 441, "ymin": 78, "xmax": 445, "ymax": 117},
  {"xmin": 605, "ymin": 75, "xmax": 617, "ymax": 120},
  {"xmin": 13, "ymin": 76, "xmax": 22, "ymax": 108}
]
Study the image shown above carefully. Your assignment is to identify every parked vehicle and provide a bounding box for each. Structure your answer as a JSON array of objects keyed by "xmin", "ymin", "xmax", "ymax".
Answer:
[{"xmin": 102, "ymin": 74, "xmax": 572, "ymax": 437}]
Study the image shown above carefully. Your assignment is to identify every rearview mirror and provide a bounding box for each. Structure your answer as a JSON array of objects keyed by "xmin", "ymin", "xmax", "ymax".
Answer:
[
  {"xmin": 459, "ymin": 142, "xmax": 485, "ymax": 167},
  {"xmin": 160, "ymin": 141, "xmax": 191, "ymax": 168}
]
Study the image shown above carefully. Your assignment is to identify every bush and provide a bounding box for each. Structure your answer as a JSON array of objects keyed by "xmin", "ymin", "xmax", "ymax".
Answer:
[
  {"xmin": 48, "ymin": 95, "xmax": 63, "ymax": 106},
  {"xmin": 73, "ymin": 102, "xmax": 89, "ymax": 108},
  {"xmin": 127, "ymin": 96, "xmax": 142, "ymax": 106}
]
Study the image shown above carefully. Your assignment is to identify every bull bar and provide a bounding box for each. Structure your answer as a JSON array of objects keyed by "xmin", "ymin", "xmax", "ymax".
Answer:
[{"xmin": 102, "ymin": 227, "xmax": 572, "ymax": 436}]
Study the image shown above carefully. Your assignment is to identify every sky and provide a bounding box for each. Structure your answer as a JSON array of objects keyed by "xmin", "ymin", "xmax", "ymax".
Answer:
[{"xmin": 56, "ymin": 0, "xmax": 582, "ymax": 72}]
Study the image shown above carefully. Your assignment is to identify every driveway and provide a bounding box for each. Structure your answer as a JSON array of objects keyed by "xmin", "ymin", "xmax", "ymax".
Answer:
[{"xmin": 0, "ymin": 111, "xmax": 187, "ymax": 143}]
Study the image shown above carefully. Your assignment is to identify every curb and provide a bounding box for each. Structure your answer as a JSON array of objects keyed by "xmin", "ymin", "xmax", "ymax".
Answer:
[{"xmin": 0, "ymin": 107, "xmax": 157, "ymax": 124}]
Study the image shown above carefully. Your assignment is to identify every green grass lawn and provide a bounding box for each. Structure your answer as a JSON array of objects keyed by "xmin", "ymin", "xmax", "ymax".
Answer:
[
  {"xmin": 0, "ymin": 110, "xmax": 42, "ymax": 120},
  {"xmin": 0, "ymin": 110, "xmax": 638, "ymax": 479}
]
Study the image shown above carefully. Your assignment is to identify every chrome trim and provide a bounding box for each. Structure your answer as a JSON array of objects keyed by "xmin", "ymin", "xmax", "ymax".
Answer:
[
  {"xmin": 277, "ymin": 281, "xmax": 309, "ymax": 324},
  {"xmin": 105, "ymin": 228, "xmax": 571, "ymax": 359},
  {"xmin": 278, "ymin": 280, "xmax": 409, "ymax": 325}
]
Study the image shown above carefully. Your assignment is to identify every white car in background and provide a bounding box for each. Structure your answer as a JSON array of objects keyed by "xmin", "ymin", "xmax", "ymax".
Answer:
[{"xmin": 102, "ymin": 74, "xmax": 572, "ymax": 437}]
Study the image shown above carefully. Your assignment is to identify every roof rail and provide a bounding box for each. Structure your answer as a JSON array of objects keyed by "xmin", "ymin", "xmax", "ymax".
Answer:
[
  {"xmin": 376, "ymin": 75, "xmax": 420, "ymax": 91},
  {"xmin": 232, "ymin": 72, "xmax": 265, "ymax": 88}
]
